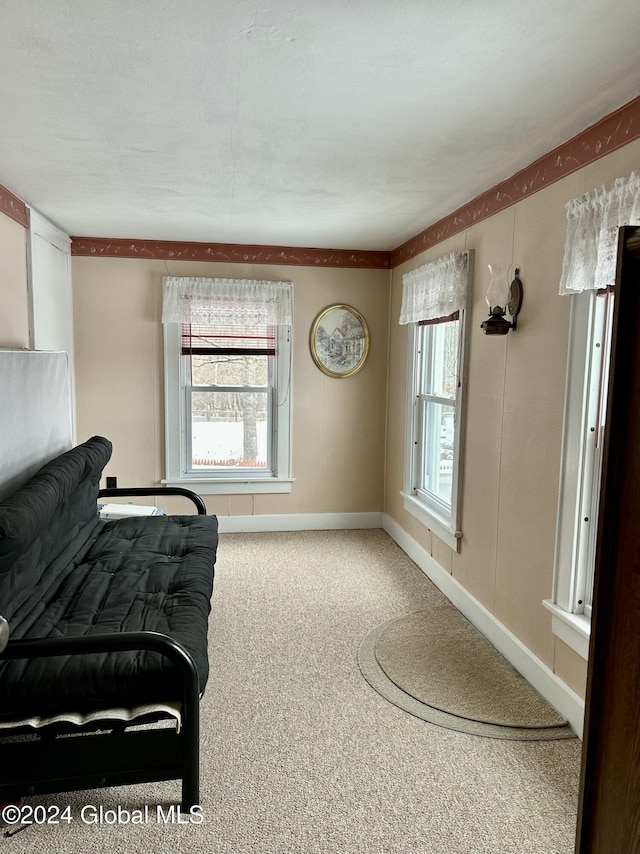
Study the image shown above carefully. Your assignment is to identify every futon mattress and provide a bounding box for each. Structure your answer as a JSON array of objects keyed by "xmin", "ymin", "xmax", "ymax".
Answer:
[{"xmin": 0, "ymin": 513, "xmax": 217, "ymax": 721}]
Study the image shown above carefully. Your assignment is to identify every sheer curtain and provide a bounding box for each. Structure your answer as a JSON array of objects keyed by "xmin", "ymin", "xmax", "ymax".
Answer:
[
  {"xmin": 162, "ymin": 277, "xmax": 293, "ymax": 326},
  {"xmin": 559, "ymin": 170, "xmax": 640, "ymax": 295},
  {"xmin": 399, "ymin": 251, "xmax": 469, "ymax": 324}
]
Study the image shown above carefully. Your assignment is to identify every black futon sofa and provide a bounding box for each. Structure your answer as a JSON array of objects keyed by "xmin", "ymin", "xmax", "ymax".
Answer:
[{"xmin": 0, "ymin": 436, "xmax": 218, "ymax": 808}]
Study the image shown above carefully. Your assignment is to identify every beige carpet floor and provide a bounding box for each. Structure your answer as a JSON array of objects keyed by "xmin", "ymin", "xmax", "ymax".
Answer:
[
  {"xmin": 359, "ymin": 607, "xmax": 575, "ymax": 739},
  {"xmin": 3, "ymin": 530, "xmax": 582, "ymax": 853}
]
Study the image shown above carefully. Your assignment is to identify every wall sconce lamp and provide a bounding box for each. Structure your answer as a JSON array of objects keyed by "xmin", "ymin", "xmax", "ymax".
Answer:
[{"xmin": 480, "ymin": 265, "xmax": 523, "ymax": 335}]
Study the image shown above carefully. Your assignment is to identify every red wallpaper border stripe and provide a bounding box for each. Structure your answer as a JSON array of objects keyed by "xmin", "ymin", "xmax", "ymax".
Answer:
[
  {"xmin": 0, "ymin": 184, "xmax": 28, "ymax": 228},
  {"xmin": 69, "ymin": 237, "xmax": 392, "ymax": 269},
  {"xmin": 391, "ymin": 95, "xmax": 640, "ymax": 267}
]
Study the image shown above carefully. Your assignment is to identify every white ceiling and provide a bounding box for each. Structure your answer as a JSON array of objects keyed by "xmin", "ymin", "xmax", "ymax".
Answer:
[{"xmin": 0, "ymin": 0, "xmax": 638, "ymax": 251}]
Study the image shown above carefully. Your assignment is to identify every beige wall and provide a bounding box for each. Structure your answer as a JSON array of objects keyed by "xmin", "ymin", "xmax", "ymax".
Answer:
[
  {"xmin": 0, "ymin": 120, "xmax": 636, "ymax": 710},
  {"xmin": 71, "ymin": 136, "xmax": 639, "ymax": 701},
  {"xmin": 0, "ymin": 212, "xmax": 29, "ymax": 348},
  {"xmin": 384, "ymin": 138, "xmax": 640, "ymax": 699},
  {"xmin": 72, "ymin": 257, "xmax": 390, "ymax": 517}
]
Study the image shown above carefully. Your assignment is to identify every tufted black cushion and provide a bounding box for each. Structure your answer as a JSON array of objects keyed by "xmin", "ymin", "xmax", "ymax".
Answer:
[
  {"xmin": 0, "ymin": 436, "xmax": 111, "ymax": 621},
  {"xmin": 0, "ymin": 437, "xmax": 217, "ymax": 722}
]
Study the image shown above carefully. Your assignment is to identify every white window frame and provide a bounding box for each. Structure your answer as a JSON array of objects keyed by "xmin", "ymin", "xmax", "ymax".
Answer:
[
  {"xmin": 163, "ymin": 322, "xmax": 293, "ymax": 494},
  {"xmin": 401, "ymin": 307, "xmax": 470, "ymax": 551},
  {"xmin": 544, "ymin": 289, "xmax": 614, "ymax": 659}
]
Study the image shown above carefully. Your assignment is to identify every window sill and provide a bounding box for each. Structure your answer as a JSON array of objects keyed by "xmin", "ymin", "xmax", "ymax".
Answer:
[
  {"xmin": 162, "ymin": 477, "xmax": 295, "ymax": 495},
  {"xmin": 401, "ymin": 491, "xmax": 461, "ymax": 552},
  {"xmin": 542, "ymin": 600, "xmax": 590, "ymax": 660}
]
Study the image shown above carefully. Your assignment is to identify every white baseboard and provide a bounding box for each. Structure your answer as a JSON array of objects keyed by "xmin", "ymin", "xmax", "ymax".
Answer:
[
  {"xmin": 382, "ymin": 514, "xmax": 586, "ymax": 739},
  {"xmin": 216, "ymin": 512, "xmax": 384, "ymax": 534}
]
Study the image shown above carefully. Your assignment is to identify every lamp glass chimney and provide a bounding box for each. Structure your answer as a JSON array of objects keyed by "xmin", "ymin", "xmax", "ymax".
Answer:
[{"xmin": 486, "ymin": 264, "xmax": 512, "ymax": 314}]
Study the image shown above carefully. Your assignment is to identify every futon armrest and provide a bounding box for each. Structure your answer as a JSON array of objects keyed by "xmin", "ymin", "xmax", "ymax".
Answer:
[
  {"xmin": 0, "ymin": 616, "xmax": 9, "ymax": 655},
  {"xmin": 0, "ymin": 630, "xmax": 201, "ymax": 724},
  {"xmin": 0, "ymin": 630, "xmax": 198, "ymax": 688},
  {"xmin": 98, "ymin": 486, "xmax": 207, "ymax": 515}
]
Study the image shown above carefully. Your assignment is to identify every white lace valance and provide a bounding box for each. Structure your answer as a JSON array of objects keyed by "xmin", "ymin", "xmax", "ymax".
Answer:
[
  {"xmin": 559, "ymin": 170, "xmax": 640, "ymax": 295},
  {"xmin": 162, "ymin": 277, "xmax": 293, "ymax": 326},
  {"xmin": 399, "ymin": 251, "xmax": 469, "ymax": 324}
]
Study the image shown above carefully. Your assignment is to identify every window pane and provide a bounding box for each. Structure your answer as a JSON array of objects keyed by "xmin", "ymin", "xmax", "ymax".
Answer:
[
  {"xmin": 419, "ymin": 321, "xmax": 459, "ymax": 398},
  {"xmin": 191, "ymin": 390, "xmax": 269, "ymax": 469},
  {"xmin": 191, "ymin": 354, "xmax": 268, "ymax": 387},
  {"xmin": 419, "ymin": 401, "xmax": 455, "ymax": 506}
]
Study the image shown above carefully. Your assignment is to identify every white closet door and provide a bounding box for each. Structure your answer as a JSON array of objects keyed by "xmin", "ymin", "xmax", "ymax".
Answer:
[{"xmin": 28, "ymin": 209, "xmax": 76, "ymax": 438}]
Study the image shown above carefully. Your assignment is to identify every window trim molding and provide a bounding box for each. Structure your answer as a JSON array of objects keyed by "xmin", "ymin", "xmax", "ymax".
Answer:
[
  {"xmin": 163, "ymin": 321, "xmax": 293, "ymax": 493},
  {"xmin": 542, "ymin": 600, "xmax": 590, "ymax": 660},
  {"xmin": 553, "ymin": 291, "xmax": 596, "ymax": 612},
  {"xmin": 401, "ymin": 490, "xmax": 461, "ymax": 550},
  {"xmin": 548, "ymin": 289, "xmax": 608, "ymax": 659},
  {"xmin": 161, "ymin": 477, "xmax": 295, "ymax": 495},
  {"xmin": 401, "ymin": 250, "xmax": 472, "ymax": 552}
]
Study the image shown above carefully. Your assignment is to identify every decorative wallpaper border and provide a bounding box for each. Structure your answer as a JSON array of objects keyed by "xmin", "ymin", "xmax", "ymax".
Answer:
[
  {"xmin": 392, "ymin": 95, "xmax": 640, "ymax": 267},
  {"xmin": 0, "ymin": 184, "xmax": 28, "ymax": 228},
  {"xmin": 70, "ymin": 237, "xmax": 392, "ymax": 270}
]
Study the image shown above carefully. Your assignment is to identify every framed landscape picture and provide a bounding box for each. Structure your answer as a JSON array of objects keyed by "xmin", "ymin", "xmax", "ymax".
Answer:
[{"xmin": 310, "ymin": 304, "xmax": 370, "ymax": 378}]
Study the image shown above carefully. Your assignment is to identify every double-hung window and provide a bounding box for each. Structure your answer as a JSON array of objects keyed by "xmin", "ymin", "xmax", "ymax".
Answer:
[
  {"xmin": 162, "ymin": 277, "xmax": 293, "ymax": 494},
  {"xmin": 400, "ymin": 250, "xmax": 472, "ymax": 550},
  {"xmin": 545, "ymin": 171, "xmax": 640, "ymax": 658},
  {"xmin": 413, "ymin": 316, "xmax": 460, "ymax": 510},
  {"xmin": 546, "ymin": 287, "xmax": 615, "ymax": 657}
]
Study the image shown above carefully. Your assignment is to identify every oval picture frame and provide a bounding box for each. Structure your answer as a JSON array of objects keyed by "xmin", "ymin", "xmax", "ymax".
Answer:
[{"xmin": 310, "ymin": 304, "xmax": 370, "ymax": 378}]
